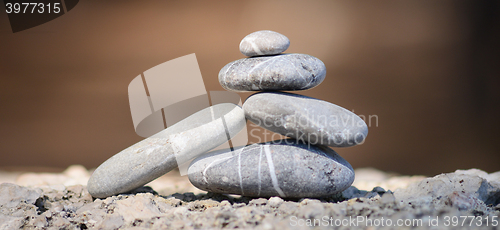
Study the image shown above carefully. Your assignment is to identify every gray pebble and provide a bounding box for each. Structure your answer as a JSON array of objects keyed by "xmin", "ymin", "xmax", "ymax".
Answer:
[
  {"xmin": 249, "ymin": 198, "xmax": 268, "ymax": 206},
  {"xmin": 219, "ymin": 54, "xmax": 326, "ymax": 91},
  {"xmin": 371, "ymin": 186, "xmax": 386, "ymax": 194},
  {"xmin": 87, "ymin": 103, "xmax": 246, "ymax": 198},
  {"xmin": 299, "ymin": 198, "xmax": 321, "ymax": 206},
  {"xmin": 239, "ymin": 30, "xmax": 290, "ymax": 57},
  {"xmin": 187, "ymin": 140, "xmax": 354, "ymax": 198},
  {"xmin": 268, "ymin": 197, "xmax": 283, "ymax": 208},
  {"xmin": 220, "ymin": 200, "xmax": 231, "ymax": 207},
  {"xmin": 243, "ymin": 92, "xmax": 368, "ymax": 147},
  {"xmin": 380, "ymin": 193, "xmax": 396, "ymax": 206}
]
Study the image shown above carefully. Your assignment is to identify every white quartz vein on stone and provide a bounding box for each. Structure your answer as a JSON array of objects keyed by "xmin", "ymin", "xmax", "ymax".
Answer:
[
  {"xmin": 258, "ymin": 145, "xmax": 263, "ymax": 196},
  {"xmin": 202, "ymin": 156, "xmax": 233, "ymax": 184},
  {"xmin": 170, "ymin": 118, "xmax": 225, "ymax": 164},
  {"xmin": 248, "ymin": 37, "xmax": 264, "ymax": 56},
  {"xmin": 238, "ymin": 149, "xmax": 243, "ymax": 195},
  {"xmin": 258, "ymin": 57, "xmax": 280, "ymax": 88},
  {"xmin": 264, "ymin": 145, "xmax": 286, "ymax": 197},
  {"xmin": 244, "ymin": 55, "xmax": 280, "ymax": 86},
  {"xmin": 222, "ymin": 61, "xmax": 237, "ymax": 84},
  {"xmin": 286, "ymin": 58, "xmax": 309, "ymax": 88},
  {"xmin": 187, "ymin": 141, "xmax": 355, "ymax": 198},
  {"xmin": 210, "ymin": 107, "xmax": 215, "ymax": 121}
]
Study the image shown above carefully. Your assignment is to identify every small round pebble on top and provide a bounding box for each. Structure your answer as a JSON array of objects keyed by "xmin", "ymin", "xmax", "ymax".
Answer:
[{"xmin": 239, "ymin": 30, "xmax": 290, "ymax": 57}]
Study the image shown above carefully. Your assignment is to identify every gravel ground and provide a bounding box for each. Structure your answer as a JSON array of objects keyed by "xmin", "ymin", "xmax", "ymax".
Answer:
[{"xmin": 1, "ymin": 166, "xmax": 499, "ymax": 229}]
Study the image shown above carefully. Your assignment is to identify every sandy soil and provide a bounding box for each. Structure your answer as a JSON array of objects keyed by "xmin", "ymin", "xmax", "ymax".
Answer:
[{"xmin": 1, "ymin": 166, "xmax": 499, "ymax": 229}]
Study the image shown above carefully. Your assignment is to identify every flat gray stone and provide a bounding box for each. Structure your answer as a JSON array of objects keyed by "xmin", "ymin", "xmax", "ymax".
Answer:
[
  {"xmin": 243, "ymin": 92, "xmax": 368, "ymax": 147},
  {"xmin": 239, "ymin": 30, "xmax": 290, "ymax": 57},
  {"xmin": 87, "ymin": 103, "xmax": 246, "ymax": 198},
  {"xmin": 219, "ymin": 54, "xmax": 326, "ymax": 91},
  {"xmin": 187, "ymin": 140, "xmax": 354, "ymax": 198}
]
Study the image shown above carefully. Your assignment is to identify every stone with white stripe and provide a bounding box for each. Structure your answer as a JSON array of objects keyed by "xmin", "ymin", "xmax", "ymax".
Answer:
[
  {"xmin": 239, "ymin": 30, "xmax": 290, "ymax": 57},
  {"xmin": 187, "ymin": 140, "xmax": 354, "ymax": 198},
  {"xmin": 87, "ymin": 103, "xmax": 246, "ymax": 198},
  {"xmin": 219, "ymin": 53, "xmax": 326, "ymax": 92}
]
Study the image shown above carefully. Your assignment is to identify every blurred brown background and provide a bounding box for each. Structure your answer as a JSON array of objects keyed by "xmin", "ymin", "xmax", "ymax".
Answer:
[{"xmin": 1, "ymin": 0, "xmax": 499, "ymax": 176}]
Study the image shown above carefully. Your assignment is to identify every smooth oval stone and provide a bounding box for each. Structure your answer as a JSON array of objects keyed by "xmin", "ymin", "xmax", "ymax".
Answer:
[
  {"xmin": 239, "ymin": 30, "xmax": 290, "ymax": 57},
  {"xmin": 87, "ymin": 103, "xmax": 246, "ymax": 198},
  {"xmin": 243, "ymin": 92, "xmax": 368, "ymax": 147},
  {"xmin": 219, "ymin": 53, "xmax": 326, "ymax": 92},
  {"xmin": 188, "ymin": 140, "xmax": 354, "ymax": 198}
]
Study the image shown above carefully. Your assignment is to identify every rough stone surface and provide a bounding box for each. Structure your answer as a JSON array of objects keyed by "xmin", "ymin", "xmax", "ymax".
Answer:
[
  {"xmin": 87, "ymin": 103, "xmax": 246, "ymax": 198},
  {"xmin": 1, "ymin": 167, "xmax": 499, "ymax": 229},
  {"xmin": 239, "ymin": 30, "xmax": 290, "ymax": 57},
  {"xmin": 393, "ymin": 170, "xmax": 500, "ymax": 211},
  {"xmin": 187, "ymin": 140, "xmax": 355, "ymax": 198},
  {"xmin": 219, "ymin": 53, "xmax": 326, "ymax": 91},
  {"xmin": 0, "ymin": 183, "xmax": 42, "ymax": 210},
  {"xmin": 243, "ymin": 92, "xmax": 368, "ymax": 147}
]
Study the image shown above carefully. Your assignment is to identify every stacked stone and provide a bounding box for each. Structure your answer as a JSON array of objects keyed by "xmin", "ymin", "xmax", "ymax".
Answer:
[
  {"xmin": 188, "ymin": 30, "xmax": 369, "ymax": 198},
  {"xmin": 87, "ymin": 104, "xmax": 246, "ymax": 198}
]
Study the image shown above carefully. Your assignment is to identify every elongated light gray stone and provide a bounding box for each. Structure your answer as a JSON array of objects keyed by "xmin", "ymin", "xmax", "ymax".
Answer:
[
  {"xmin": 243, "ymin": 92, "xmax": 368, "ymax": 147},
  {"xmin": 239, "ymin": 30, "xmax": 290, "ymax": 57},
  {"xmin": 219, "ymin": 54, "xmax": 326, "ymax": 92},
  {"xmin": 87, "ymin": 103, "xmax": 246, "ymax": 198},
  {"xmin": 188, "ymin": 140, "xmax": 354, "ymax": 198}
]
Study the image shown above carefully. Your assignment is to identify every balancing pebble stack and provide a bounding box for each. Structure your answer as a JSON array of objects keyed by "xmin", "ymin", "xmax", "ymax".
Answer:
[{"xmin": 188, "ymin": 30, "xmax": 368, "ymax": 198}]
